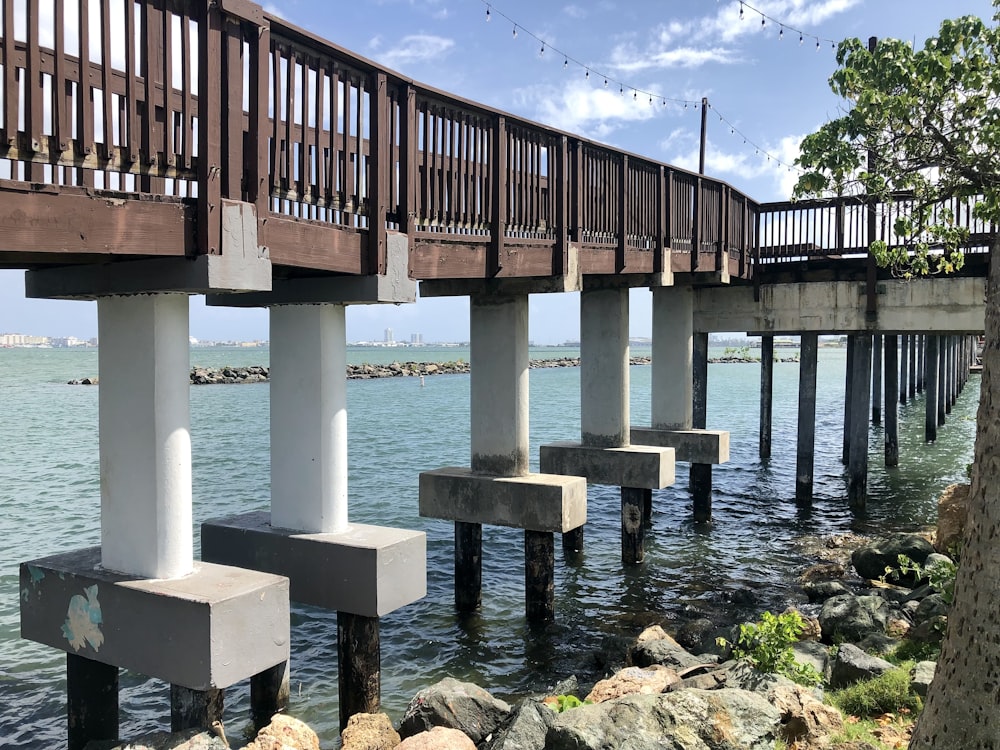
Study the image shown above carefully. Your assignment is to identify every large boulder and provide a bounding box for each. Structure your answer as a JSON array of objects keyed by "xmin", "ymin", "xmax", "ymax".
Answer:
[
  {"xmin": 546, "ymin": 689, "xmax": 780, "ymax": 750},
  {"xmin": 819, "ymin": 595, "xmax": 891, "ymax": 643},
  {"xmin": 84, "ymin": 730, "xmax": 227, "ymax": 750},
  {"xmin": 910, "ymin": 661, "xmax": 937, "ymax": 698},
  {"xmin": 396, "ymin": 726, "xmax": 476, "ymax": 750},
  {"xmin": 585, "ymin": 665, "xmax": 680, "ymax": 703},
  {"xmin": 851, "ymin": 534, "xmax": 935, "ymax": 584},
  {"xmin": 398, "ymin": 677, "xmax": 511, "ymax": 744},
  {"xmin": 340, "ymin": 712, "xmax": 400, "ymax": 750},
  {"xmin": 770, "ymin": 683, "xmax": 844, "ymax": 747},
  {"xmin": 829, "ymin": 644, "xmax": 895, "ymax": 689},
  {"xmin": 936, "ymin": 483, "xmax": 970, "ymax": 554},
  {"xmin": 483, "ymin": 699, "xmax": 554, "ymax": 750},
  {"xmin": 246, "ymin": 715, "xmax": 320, "ymax": 750}
]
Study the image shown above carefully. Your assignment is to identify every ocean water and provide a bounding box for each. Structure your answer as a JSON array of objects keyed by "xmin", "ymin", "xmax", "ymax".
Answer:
[{"xmin": 0, "ymin": 344, "xmax": 978, "ymax": 748}]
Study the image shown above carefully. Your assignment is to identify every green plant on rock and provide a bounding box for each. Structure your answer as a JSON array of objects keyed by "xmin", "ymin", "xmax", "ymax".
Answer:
[
  {"xmin": 544, "ymin": 694, "xmax": 591, "ymax": 712},
  {"xmin": 716, "ymin": 610, "xmax": 823, "ymax": 687},
  {"xmin": 830, "ymin": 667, "xmax": 922, "ymax": 717},
  {"xmin": 882, "ymin": 553, "xmax": 957, "ymax": 605}
]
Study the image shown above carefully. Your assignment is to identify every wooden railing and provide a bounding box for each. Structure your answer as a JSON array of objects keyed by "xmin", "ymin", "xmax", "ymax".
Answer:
[{"xmin": 0, "ymin": 0, "xmax": 760, "ymax": 280}]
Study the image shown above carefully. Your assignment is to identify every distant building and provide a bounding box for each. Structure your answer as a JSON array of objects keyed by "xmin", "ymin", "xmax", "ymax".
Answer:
[
  {"xmin": 384, "ymin": 328, "xmax": 394, "ymax": 344},
  {"xmin": 410, "ymin": 333, "xmax": 423, "ymax": 345}
]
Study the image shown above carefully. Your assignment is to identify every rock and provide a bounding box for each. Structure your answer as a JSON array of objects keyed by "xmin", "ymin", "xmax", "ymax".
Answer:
[
  {"xmin": 593, "ymin": 634, "xmax": 632, "ymax": 670},
  {"xmin": 396, "ymin": 726, "xmax": 476, "ymax": 750},
  {"xmin": 340, "ymin": 712, "xmax": 400, "ymax": 750},
  {"xmin": 909, "ymin": 615, "xmax": 948, "ymax": 644},
  {"xmin": 398, "ymin": 677, "xmax": 511, "ymax": 744},
  {"xmin": 631, "ymin": 638, "xmax": 706, "ymax": 670},
  {"xmin": 483, "ymin": 698, "xmax": 554, "ymax": 750},
  {"xmin": 829, "ymin": 643, "xmax": 895, "ymax": 689},
  {"xmin": 886, "ymin": 618, "xmax": 911, "ymax": 638},
  {"xmin": 913, "ymin": 592, "xmax": 950, "ymax": 625},
  {"xmin": 791, "ymin": 640, "xmax": 830, "ymax": 678},
  {"xmin": 803, "ymin": 580, "xmax": 852, "ymax": 602},
  {"xmin": 784, "ymin": 607, "xmax": 822, "ymax": 641},
  {"xmin": 799, "ymin": 562, "xmax": 847, "ymax": 582},
  {"xmin": 856, "ymin": 633, "xmax": 901, "ymax": 656},
  {"xmin": 819, "ymin": 594, "xmax": 890, "ymax": 643},
  {"xmin": 585, "ymin": 665, "xmax": 681, "ymax": 702},
  {"xmin": 936, "ymin": 483, "xmax": 970, "ymax": 554},
  {"xmin": 851, "ymin": 534, "xmax": 935, "ymax": 584},
  {"xmin": 84, "ymin": 730, "xmax": 227, "ymax": 750},
  {"xmin": 771, "ymin": 683, "xmax": 844, "ymax": 747},
  {"xmin": 246, "ymin": 714, "xmax": 319, "ymax": 750},
  {"xmin": 675, "ymin": 618, "xmax": 717, "ymax": 651},
  {"xmin": 911, "ymin": 660, "xmax": 937, "ymax": 697},
  {"xmin": 547, "ymin": 689, "xmax": 780, "ymax": 750}
]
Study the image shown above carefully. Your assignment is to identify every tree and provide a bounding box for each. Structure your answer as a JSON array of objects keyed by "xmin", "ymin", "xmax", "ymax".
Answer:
[{"xmin": 793, "ymin": 4, "xmax": 1000, "ymax": 747}]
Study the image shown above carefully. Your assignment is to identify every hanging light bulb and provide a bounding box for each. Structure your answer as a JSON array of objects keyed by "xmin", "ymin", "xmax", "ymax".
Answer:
[
  {"xmin": 604, "ymin": 78, "xmax": 609, "ymax": 88},
  {"xmin": 739, "ymin": 2, "xmax": 744, "ymax": 20},
  {"xmin": 540, "ymin": 43, "xmax": 545, "ymax": 56},
  {"xmin": 563, "ymin": 58, "xmax": 568, "ymax": 69},
  {"xmin": 816, "ymin": 38, "xmax": 821, "ymax": 51},
  {"xmin": 761, "ymin": 16, "xmax": 766, "ymax": 29},
  {"xmin": 799, "ymin": 33, "xmax": 804, "ymax": 45},
  {"xmin": 633, "ymin": 89, "xmax": 637, "ymax": 100},
  {"xmin": 779, "ymin": 26, "xmax": 784, "ymax": 40},
  {"xmin": 512, "ymin": 25, "xmax": 517, "ymax": 39},
  {"xmin": 585, "ymin": 69, "xmax": 590, "ymax": 80},
  {"xmin": 649, "ymin": 96, "xmax": 653, "ymax": 105},
  {"xmin": 486, "ymin": 5, "xmax": 491, "ymax": 21},
  {"xmin": 620, "ymin": 85, "xmax": 624, "ymax": 96}
]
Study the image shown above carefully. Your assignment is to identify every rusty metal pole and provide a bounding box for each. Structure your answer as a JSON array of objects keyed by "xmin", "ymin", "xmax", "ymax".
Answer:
[{"xmin": 699, "ymin": 98, "xmax": 708, "ymax": 176}]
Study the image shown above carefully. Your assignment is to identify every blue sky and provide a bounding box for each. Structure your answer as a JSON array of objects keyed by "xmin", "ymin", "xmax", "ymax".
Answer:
[{"xmin": 1, "ymin": 0, "xmax": 994, "ymax": 343}]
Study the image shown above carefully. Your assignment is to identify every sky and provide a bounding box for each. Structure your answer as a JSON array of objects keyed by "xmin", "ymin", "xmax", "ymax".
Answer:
[{"xmin": 1, "ymin": 0, "xmax": 995, "ymax": 344}]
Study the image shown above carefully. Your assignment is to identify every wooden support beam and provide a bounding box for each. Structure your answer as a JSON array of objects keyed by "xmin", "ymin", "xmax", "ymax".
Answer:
[
  {"xmin": 68, "ymin": 654, "xmax": 118, "ymax": 750},
  {"xmin": 170, "ymin": 685, "xmax": 224, "ymax": 733},
  {"xmin": 621, "ymin": 487, "xmax": 645, "ymax": 564},
  {"xmin": 759, "ymin": 335, "xmax": 774, "ymax": 460},
  {"xmin": 525, "ymin": 531, "xmax": 555, "ymax": 622},
  {"xmin": 455, "ymin": 521, "xmax": 482, "ymax": 613},
  {"xmin": 337, "ymin": 612, "xmax": 380, "ymax": 731},
  {"xmin": 796, "ymin": 333, "xmax": 818, "ymax": 505},
  {"xmin": 885, "ymin": 334, "xmax": 899, "ymax": 467}
]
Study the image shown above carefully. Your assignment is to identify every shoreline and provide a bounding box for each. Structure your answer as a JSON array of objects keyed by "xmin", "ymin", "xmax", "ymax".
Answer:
[{"xmin": 68, "ymin": 354, "xmax": 799, "ymax": 385}]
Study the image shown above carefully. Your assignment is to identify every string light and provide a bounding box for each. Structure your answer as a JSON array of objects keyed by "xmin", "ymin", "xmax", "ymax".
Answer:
[
  {"xmin": 478, "ymin": 0, "xmax": 807, "ymax": 174},
  {"xmin": 739, "ymin": 2, "xmax": 840, "ymax": 51}
]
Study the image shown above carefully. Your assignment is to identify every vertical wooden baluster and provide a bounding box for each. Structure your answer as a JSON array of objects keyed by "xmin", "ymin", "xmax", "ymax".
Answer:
[
  {"xmin": 367, "ymin": 71, "xmax": 388, "ymax": 273},
  {"xmin": 328, "ymin": 66, "xmax": 339, "ymax": 216},
  {"xmin": 180, "ymin": 5, "xmax": 191, "ymax": 172},
  {"xmin": 313, "ymin": 62, "xmax": 325, "ymax": 212},
  {"xmin": 283, "ymin": 49, "xmax": 295, "ymax": 201},
  {"xmin": 299, "ymin": 57, "xmax": 311, "ymax": 209},
  {"xmin": 3, "ymin": 0, "xmax": 17, "ymax": 147},
  {"xmin": 198, "ymin": 0, "xmax": 223, "ymax": 253},
  {"xmin": 356, "ymin": 75, "xmax": 365, "ymax": 226},
  {"xmin": 53, "ymin": 0, "xmax": 69, "ymax": 158},
  {"xmin": 99, "ymin": 0, "xmax": 113, "ymax": 164},
  {"xmin": 247, "ymin": 15, "xmax": 269, "ymax": 222},
  {"xmin": 224, "ymin": 17, "xmax": 242, "ymax": 201}
]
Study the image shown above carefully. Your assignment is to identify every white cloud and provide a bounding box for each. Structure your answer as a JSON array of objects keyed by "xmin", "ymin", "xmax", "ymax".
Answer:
[
  {"xmin": 665, "ymin": 130, "xmax": 807, "ymax": 200},
  {"xmin": 563, "ymin": 5, "xmax": 588, "ymax": 19},
  {"xmin": 375, "ymin": 34, "xmax": 455, "ymax": 70},
  {"xmin": 515, "ymin": 79, "xmax": 661, "ymax": 139},
  {"xmin": 611, "ymin": 45, "xmax": 739, "ymax": 71}
]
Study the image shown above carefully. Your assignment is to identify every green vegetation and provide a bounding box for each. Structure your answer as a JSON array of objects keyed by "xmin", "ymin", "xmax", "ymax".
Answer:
[
  {"xmin": 718, "ymin": 610, "xmax": 823, "ymax": 687},
  {"xmin": 882, "ymin": 553, "xmax": 957, "ymax": 605},
  {"xmin": 830, "ymin": 667, "xmax": 922, "ymax": 717},
  {"xmin": 543, "ymin": 694, "xmax": 591, "ymax": 712}
]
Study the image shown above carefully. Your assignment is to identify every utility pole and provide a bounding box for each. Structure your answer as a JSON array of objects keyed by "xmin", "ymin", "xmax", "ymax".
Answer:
[{"xmin": 699, "ymin": 97, "xmax": 708, "ymax": 175}]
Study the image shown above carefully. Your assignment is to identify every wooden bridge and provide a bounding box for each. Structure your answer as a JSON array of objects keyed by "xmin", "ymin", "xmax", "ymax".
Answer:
[{"xmin": 6, "ymin": 2, "xmax": 995, "ymax": 748}]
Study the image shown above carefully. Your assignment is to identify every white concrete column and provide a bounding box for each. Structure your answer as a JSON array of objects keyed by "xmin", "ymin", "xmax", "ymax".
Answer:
[
  {"xmin": 270, "ymin": 304, "xmax": 348, "ymax": 534},
  {"xmin": 651, "ymin": 286, "xmax": 693, "ymax": 430},
  {"xmin": 581, "ymin": 286, "xmax": 629, "ymax": 447},
  {"xmin": 98, "ymin": 294, "xmax": 192, "ymax": 579},
  {"xmin": 471, "ymin": 295, "xmax": 529, "ymax": 476}
]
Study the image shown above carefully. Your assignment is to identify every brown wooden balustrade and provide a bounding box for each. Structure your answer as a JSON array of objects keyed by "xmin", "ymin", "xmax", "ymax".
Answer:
[{"xmin": 0, "ymin": 0, "xmax": 761, "ymax": 282}]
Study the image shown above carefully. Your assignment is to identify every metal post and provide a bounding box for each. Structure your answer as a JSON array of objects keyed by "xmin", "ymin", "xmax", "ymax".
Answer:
[
  {"xmin": 925, "ymin": 336, "xmax": 939, "ymax": 442},
  {"xmin": 795, "ymin": 333, "xmax": 818, "ymax": 505},
  {"xmin": 884, "ymin": 334, "xmax": 899, "ymax": 467},
  {"xmin": 760, "ymin": 335, "xmax": 774, "ymax": 459},
  {"xmin": 337, "ymin": 612, "xmax": 380, "ymax": 730},
  {"xmin": 67, "ymin": 654, "xmax": 118, "ymax": 750},
  {"xmin": 848, "ymin": 334, "xmax": 873, "ymax": 509}
]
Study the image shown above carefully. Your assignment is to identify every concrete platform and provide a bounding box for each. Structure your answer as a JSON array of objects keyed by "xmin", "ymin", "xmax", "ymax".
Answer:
[
  {"xmin": 538, "ymin": 442, "xmax": 675, "ymax": 489},
  {"xmin": 419, "ymin": 467, "xmax": 587, "ymax": 532},
  {"xmin": 629, "ymin": 428, "xmax": 730, "ymax": 464},
  {"xmin": 201, "ymin": 511, "xmax": 426, "ymax": 617},
  {"xmin": 19, "ymin": 547, "xmax": 289, "ymax": 691}
]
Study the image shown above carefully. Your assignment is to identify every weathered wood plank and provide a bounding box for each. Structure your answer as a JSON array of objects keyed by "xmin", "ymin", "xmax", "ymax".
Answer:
[{"xmin": 264, "ymin": 215, "xmax": 364, "ymax": 273}]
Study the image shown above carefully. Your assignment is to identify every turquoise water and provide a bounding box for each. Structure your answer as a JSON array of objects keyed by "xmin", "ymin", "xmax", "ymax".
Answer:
[{"xmin": 0, "ymin": 345, "xmax": 978, "ymax": 747}]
